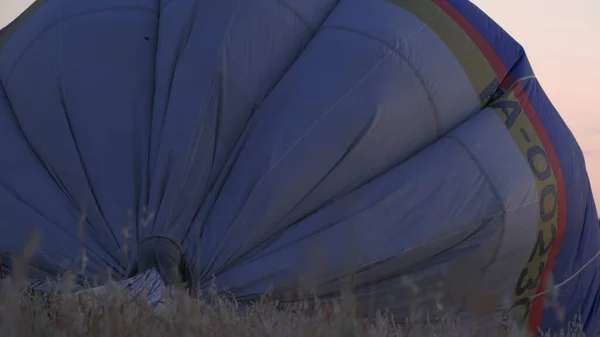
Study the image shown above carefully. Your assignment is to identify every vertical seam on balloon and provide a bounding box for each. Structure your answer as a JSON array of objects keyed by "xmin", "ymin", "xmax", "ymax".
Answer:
[
  {"xmin": 174, "ymin": 0, "xmax": 316, "ymax": 195},
  {"xmin": 3, "ymin": 111, "xmax": 81, "ymax": 217},
  {"xmin": 177, "ymin": 1, "xmax": 240, "ymax": 186},
  {"xmin": 274, "ymin": 0, "xmax": 315, "ymax": 30},
  {"xmin": 166, "ymin": 0, "xmax": 242, "ymax": 231},
  {"xmin": 429, "ymin": 0, "xmax": 506, "ymax": 77},
  {"xmin": 0, "ymin": 81, "xmax": 76, "ymax": 211},
  {"xmin": 0, "ymin": 84, "xmax": 116, "ymax": 269},
  {"xmin": 445, "ymin": 132, "xmax": 508, "ymax": 313},
  {"xmin": 239, "ymin": 23, "xmax": 429, "ymax": 219},
  {"xmin": 201, "ymin": 22, "xmax": 428, "ymax": 279},
  {"xmin": 160, "ymin": 0, "xmax": 192, "ymax": 12},
  {"xmin": 185, "ymin": 0, "xmax": 346, "ymax": 280},
  {"xmin": 148, "ymin": 0, "xmax": 199, "ymax": 231},
  {"xmin": 183, "ymin": 80, "xmax": 235, "ymax": 234},
  {"xmin": 3, "ymin": 40, "xmax": 119, "ymax": 276},
  {"xmin": 158, "ymin": 0, "xmax": 205, "ymax": 198},
  {"xmin": 0, "ymin": 180, "xmax": 83, "ymax": 252},
  {"xmin": 138, "ymin": 0, "xmax": 162, "ymax": 250},
  {"xmin": 386, "ymin": 0, "xmax": 497, "ymax": 106},
  {"xmin": 169, "ymin": 123, "xmax": 215, "ymax": 239},
  {"xmin": 320, "ymin": 25, "xmax": 442, "ymax": 135},
  {"xmin": 171, "ymin": 0, "xmax": 246, "ymax": 278},
  {"xmin": 54, "ymin": 0, "xmax": 124, "ymax": 269},
  {"xmin": 433, "ymin": 0, "xmax": 567, "ymax": 332},
  {"xmin": 215, "ymin": 106, "xmax": 380, "ymax": 276},
  {"xmin": 3, "ymin": 7, "xmax": 159, "ymax": 83}
]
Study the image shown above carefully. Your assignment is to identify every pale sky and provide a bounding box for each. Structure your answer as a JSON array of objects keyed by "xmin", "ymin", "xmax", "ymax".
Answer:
[
  {"xmin": 471, "ymin": 0, "xmax": 600, "ymax": 210},
  {"xmin": 1, "ymin": 1, "xmax": 599, "ymax": 209}
]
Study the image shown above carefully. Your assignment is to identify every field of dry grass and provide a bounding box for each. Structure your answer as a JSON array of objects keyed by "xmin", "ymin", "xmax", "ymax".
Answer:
[
  {"xmin": 0, "ymin": 228, "xmax": 590, "ymax": 337},
  {"xmin": 0, "ymin": 269, "xmax": 587, "ymax": 337},
  {"xmin": 0, "ymin": 232, "xmax": 587, "ymax": 337}
]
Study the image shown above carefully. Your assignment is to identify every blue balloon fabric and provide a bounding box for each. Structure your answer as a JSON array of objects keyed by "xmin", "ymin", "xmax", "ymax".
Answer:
[{"xmin": 1, "ymin": 0, "xmax": 599, "ymax": 334}]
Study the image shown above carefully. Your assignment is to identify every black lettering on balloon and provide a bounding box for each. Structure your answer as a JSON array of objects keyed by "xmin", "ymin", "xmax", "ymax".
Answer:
[
  {"xmin": 515, "ymin": 261, "xmax": 545, "ymax": 296},
  {"xmin": 540, "ymin": 184, "xmax": 558, "ymax": 223},
  {"xmin": 490, "ymin": 100, "xmax": 522, "ymax": 129},
  {"xmin": 527, "ymin": 145, "xmax": 552, "ymax": 181},
  {"xmin": 489, "ymin": 88, "xmax": 505, "ymax": 102},
  {"xmin": 510, "ymin": 297, "xmax": 532, "ymax": 320},
  {"xmin": 527, "ymin": 226, "xmax": 556, "ymax": 263}
]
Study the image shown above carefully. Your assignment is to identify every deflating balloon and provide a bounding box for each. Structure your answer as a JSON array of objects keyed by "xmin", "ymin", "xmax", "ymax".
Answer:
[{"xmin": 1, "ymin": 0, "xmax": 598, "ymax": 335}]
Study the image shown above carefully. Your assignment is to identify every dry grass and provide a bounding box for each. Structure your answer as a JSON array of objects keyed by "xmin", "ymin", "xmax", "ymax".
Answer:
[
  {"xmin": 0, "ymin": 269, "xmax": 587, "ymax": 337},
  {"xmin": 0, "ymin": 230, "xmax": 588, "ymax": 337}
]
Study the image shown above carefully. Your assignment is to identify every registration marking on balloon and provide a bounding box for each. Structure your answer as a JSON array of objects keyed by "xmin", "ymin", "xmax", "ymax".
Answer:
[
  {"xmin": 389, "ymin": 0, "xmax": 567, "ymax": 331},
  {"xmin": 387, "ymin": 0, "xmax": 567, "ymax": 332},
  {"xmin": 490, "ymin": 86, "xmax": 560, "ymax": 329}
]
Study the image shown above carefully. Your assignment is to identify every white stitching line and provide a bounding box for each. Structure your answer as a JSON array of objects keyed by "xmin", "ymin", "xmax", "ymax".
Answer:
[{"xmin": 239, "ymin": 23, "xmax": 429, "ymax": 207}]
